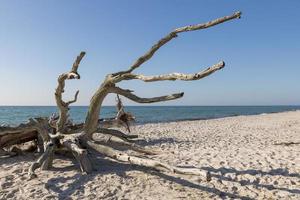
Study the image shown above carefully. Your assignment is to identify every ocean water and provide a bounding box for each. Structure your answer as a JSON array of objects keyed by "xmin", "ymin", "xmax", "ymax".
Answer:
[{"xmin": 0, "ymin": 106, "xmax": 299, "ymax": 126}]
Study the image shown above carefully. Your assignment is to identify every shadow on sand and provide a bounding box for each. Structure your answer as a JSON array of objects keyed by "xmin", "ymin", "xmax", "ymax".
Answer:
[
  {"xmin": 45, "ymin": 160, "xmax": 300, "ymax": 200},
  {"xmin": 2, "ymin": 137, "xmax": 299, "ymax": 199},
  {"xmin": 43, "ymin": 149, "xmax": 300, "ymax": 200},
  {"xmin": 45, "ymin": 155, "xmax": 254, "ymax": 200},
  {"xmin": 202, "ymin": 166, "xmax": 300, "ymax": 195}
]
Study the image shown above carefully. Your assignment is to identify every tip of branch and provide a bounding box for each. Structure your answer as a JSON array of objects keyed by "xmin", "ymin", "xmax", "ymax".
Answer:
[
  {"xmin": 235, "ymin": 11, "xmax": 242, "ymax": 19},
  {"xmin": 213, "ymin": 61, "xmax": 225, "ymax": 70},
  {"xmin": 76, "ymin": 73, "xmax": 81, "ymax": 79},
  {"xmin": 220, "ymin": 61, "xmax": 225, "ymax": 68},
  {"xmin": 68, "ymin": 73, "xmax": 80, "ymax": 79},
  {"xmin": 174, "ymin": 92, "xmax": 184, "ymax": 98},
  {"xmin": 80, "ymin": 51, "xmax": 86, "ymax": 56},
  {"xmin": 171, "ymin": 92, "xmax": 184, "ymax": 99}
]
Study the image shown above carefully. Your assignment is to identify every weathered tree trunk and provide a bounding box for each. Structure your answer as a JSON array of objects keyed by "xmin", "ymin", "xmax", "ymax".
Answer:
[
  {"xmin": 0, "ymin": 11, "xmax": 242, "ymax": 181},
  {"xmin": 0, "ymin": 97, "xmax": 133, "ymax": 154}
]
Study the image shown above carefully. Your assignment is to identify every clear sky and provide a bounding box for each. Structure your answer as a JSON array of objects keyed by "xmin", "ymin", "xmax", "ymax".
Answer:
[{"xmin": 0, "ymin": 1, "xmax": 299, "ymax": 106}]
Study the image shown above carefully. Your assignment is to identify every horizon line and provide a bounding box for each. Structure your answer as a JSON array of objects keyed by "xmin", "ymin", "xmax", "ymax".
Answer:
[{"xmin": 1, "ymin": 105, "xmax": 300, "ymax": 107}]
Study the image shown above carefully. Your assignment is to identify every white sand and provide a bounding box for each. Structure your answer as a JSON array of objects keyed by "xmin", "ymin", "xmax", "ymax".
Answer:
[{"xmin": 1, "ymin": 111, "xmax": 300, "ymax": 199}]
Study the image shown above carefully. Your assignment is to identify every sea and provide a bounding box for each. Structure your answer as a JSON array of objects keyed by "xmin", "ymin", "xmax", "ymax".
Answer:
[{"xmin": 0, "ymin": 106, "xmax": 299, "ymax": 126}]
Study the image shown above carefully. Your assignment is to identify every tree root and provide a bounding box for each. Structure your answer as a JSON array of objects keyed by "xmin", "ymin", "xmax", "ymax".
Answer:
[
  {"xmin": 62, "ymin": 140, "xmax": 92, "ymax": 173},
  {"xmin": 87, "ymin": 140, "xmax": 211, "ymax": 181},
  {"xmin": 93, "ymin": 135, "xmax": 159, "ymax": 155},
  {"xmin": 28, "ymin": 141, "xmax": 55, "ymax": 179}
]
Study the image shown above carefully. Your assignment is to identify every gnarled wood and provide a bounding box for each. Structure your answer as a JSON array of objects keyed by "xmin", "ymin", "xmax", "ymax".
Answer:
[
  {"xmin": 55, "ymin": 52, "xmax": 85, "ymax": 133},
  {"xmin": 93, "ymin": 135, "xmax": 159, "ymax": 155},
  {"xmin": 62, "ymin": 140, "xmax": 92, "ymax": 173},
  {"xmin": 1, "ymin": 12, "xmax": 241, "ymax": 183},
  {"xmin": 115, "ymin": 95, "xmax": 135, "ymax": 132},
  {"xmin": 119, "ymin": 61, "xmax": 225, "ymax": 82},
  {"xmin": 83, "ymin": 11, "xmax": 241, "ymax": 135},
  {"xmin": 112, "ymin": 11, "xmax": 241, "ymax": 76},
  {"xmin": 27, "ymin": 52, "xmax": 86, "ymax": 176},
  {"xmin": 28, "ymin": 141, "xmax": 55, "ymax": 179},
  {"xmin": 95, "ymin": 128, "xmax": 138, "ymax": 142},
  {"xmin": 0, "ymin": 117, "xmax": 50, "ymax": 150},
  {"xmin": 87, "ymin": 140, "xmax": 210, "ymax": 181},
  {"xmin": 110, "ymin": 87, "xmax": 184, "ymax": 104}
]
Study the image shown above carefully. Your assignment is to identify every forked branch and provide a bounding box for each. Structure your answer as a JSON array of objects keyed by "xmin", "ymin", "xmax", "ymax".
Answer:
[
  {"xmin": 113, "ymin": 11, "xmax": 241, "ymax": 75},
  {"xmin": 118, "ymin": 61, "xmax": 225, "ymax": 82},
  {"xmin": 110, "ymin": 87, "xmax": 184, "ymax": 103},
  {"xmin": 83, "ymin": 11, "xmax": 241, "ymax": 135},
  {"xmin": 55, "ymin": 52, "xmax": 85, "ymax": 132}
]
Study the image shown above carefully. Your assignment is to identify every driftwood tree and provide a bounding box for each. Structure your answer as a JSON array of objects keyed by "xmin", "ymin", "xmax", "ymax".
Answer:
[{"xmin": 0, "ymin": 11, "xmax": 241, "ymax": 181}]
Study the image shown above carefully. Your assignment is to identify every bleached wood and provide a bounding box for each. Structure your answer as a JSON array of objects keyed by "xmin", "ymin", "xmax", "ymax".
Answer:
[
  {"xmin": 93, "ymin": 135, "xmax": 159, "ymax": 155},
  {"xmin": 55, "ymin": 52, "xmax": 85, "ymax": 133},
  {"xmin": 2, "ymin": 12, "xmax": 241, "ymax": 182},
  {"xmin": 0, "ymin": 118, "xmax": 50, "ymax": 150},
  {"xmin": 87, "ymin": 141, "xmax": 210, "ymax": 180},
  {"xmin": 62, "ymin": 140, "xmax": 92, "ymax": 173},
  {"xmin": 110, "ymin": 87, "xmax": 184, "ymax": 103},
  {"xmin": 119, "ymin": 61, "xmax": 224, "ymax": 82},
  {"xmin": 28, "ymin": 141, "xmax": 55, "ymax": 179},
  {"xmin": 84, "ymin": 12, "xmax": 241, "ymax": 134},
  {"xmin": 112, "ymin": 11, "xmax": 241, "ymax": 75},
  {"xmin": 95, "ymin": 128, "xmax": 138, "ymax": 142}
]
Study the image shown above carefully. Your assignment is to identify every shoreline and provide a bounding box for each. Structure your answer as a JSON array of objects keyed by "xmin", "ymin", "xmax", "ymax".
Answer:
[
  {"xmin": 133, "ymin": 109, "xmax": 300, "ymax": 125},
  {"xmin": 1, "ymin": 108, "xmax": 300, "ymax": 127}
]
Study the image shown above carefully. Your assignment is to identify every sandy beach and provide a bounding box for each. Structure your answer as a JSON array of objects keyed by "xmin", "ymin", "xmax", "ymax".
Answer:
[{"xmin": 0, "ymin": 111, "xmax": 299, "ymax": 199}]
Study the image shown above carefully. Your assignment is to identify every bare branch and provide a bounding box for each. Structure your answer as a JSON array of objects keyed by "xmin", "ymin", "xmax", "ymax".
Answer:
[
  {"xmin": 95, "ymin": 128, "xmax": 138, "ymax": 142},
  {"xmin": 116, "ymin": 95, "xmax": 123, "ymax": 112},
  {"xmin": 66, "ymin": 90, "xmax": 80, "ymax": 105},
  {"xmin": 113, "ymin": 11, "xmax": 241, "ymax": 75},
  {"xmin": 115, "ymin": 95, "xmax": 135, "ymax": 132},
  {"xmin": 118, "ymin": 61, "xmax": 224, "ymax": 82},
  {"xmin": 93, "ymin": 136, "xmax": 159, "ymax": 155},
  {"xmin": 110, "ymin": 87, "xmax": 184, "ymax": 103},
  {"xmin": 83, "ymin": 87, "xmax": 183, "ymax": 134},
  {"xmin": 173, "ymin": 11, "xmax": 241, "ymax": 33},
  {"xmin": 55, "ymin": 52, "xmax": 85, "ymax": 132},
  {"xmin": 71, "ymin": 51, "xmax": 86, "ymax": 75},
  {"xmin": 83, "ymin": 12, "xmax": 241, "ymax": 135}
]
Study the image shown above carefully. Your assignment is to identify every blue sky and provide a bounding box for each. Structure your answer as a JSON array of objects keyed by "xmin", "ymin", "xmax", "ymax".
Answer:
[{"xmin": 0, "ymin": 1, "xmax": 299, "ymax": 106}]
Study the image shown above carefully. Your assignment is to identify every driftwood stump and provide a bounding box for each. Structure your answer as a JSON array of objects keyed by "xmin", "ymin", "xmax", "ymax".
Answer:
[{"xmin": 0, "ymin": 11, "xmax": 242, "ymax": 181}]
